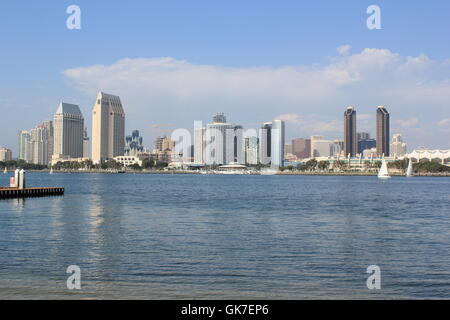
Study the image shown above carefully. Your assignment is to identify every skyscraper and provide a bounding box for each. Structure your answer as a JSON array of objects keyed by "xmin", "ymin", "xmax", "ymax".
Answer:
[
  {"xmin": 53, "ymin": 102, "xmax": 84, "ymax": 159},
  {"xmin": 205, "ymin": 113, "xmax": 244, "ymax": 165},
  {"xmin": 376, "ymin": 106, "xmax": 390, "ymax": 157},
  {"xmin": 194, "ymin": 126, "xmax": 206, "ymax": 164},
  {"xmin": 271, "ymin": 120, "xmax": 285, "ymax": 168},
  {"xmin": 83, "ymin": 128, "xmax": 91, "ymax": 158},
  {"xmin": 291, "ymin": 138, "xmax": 311, "ymax": 159},
  {"xmin": 125, "ymin": 130, "xmax": 144, "ymax": 156},
  {"xmin": 259, "ymin": 122, "xmax": 272, "ymax": 165},
  {"xmin": 18, "ymin": 130, "xmax": 30, "ymax": 160},
  {"xmin": 244, "ymin": 136, "xmax": 259, "ymax": 165},
  {"xmin": 344, "ymin": 106, "xmax": 357, "ymax": 157},
  {"xmin": 92, "ymin": 92, "xmax": 125, "ymax": 164},
  {"xmin": 28, "ymin": 121, "xmax": 53, "ymax": 165},
  {"xmin": 390, "ymin": 133, "xmax": 407, "ymax": 157}
]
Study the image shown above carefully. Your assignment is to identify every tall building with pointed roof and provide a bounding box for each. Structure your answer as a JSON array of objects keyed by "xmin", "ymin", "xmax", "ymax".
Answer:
[
  {"xmin": 92, "ymin": 92, "xmax": 125, "ymax": 164},
  {"xmin": 53, "ymin": 102, "xmax": 84, "ymax": 159}
]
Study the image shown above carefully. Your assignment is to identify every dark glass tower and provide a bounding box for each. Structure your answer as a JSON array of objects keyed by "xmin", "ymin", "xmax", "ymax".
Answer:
[
  {"xmin": 344, "ymin": 107, "xmax": 357, "ymax": 157},
  {"xmin": 376, "ymin": 106, "xmax": 390, "ymax": 157}
]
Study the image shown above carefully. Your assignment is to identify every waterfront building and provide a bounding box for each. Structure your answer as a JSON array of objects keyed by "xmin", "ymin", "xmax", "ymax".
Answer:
[
  {"xmin": 53, "ymin": 102, "xmax": 84, "ymax": 160},
  {"xmin": 344, "ymin": 106, "xmax": 357, "ymax": 157},
  {"xmin": 271, "ymin": 120, "xmax": 285, "ymax": 168},
  {"xmin": 291, "ymin": 138, "xmax": 311, "ymax": 160},
  {"xmin": 310, "ymin": 135, "xmax": 342, "ymax": 158},
  {"xmin": 259, "ymin": 122, "xmax": 272, "ymax": 165},
  {"xmin": 194, "ymin": 127, "xmax": 206, "ymax": 164},
  {"xmin": 83, "ymin": 128, "xmax": 90, "ymax": 158},
  {"xmin": 244, "ymin": 136, "xmax": 259, "ymax": 165},
  {"xmin": 376, "ymin": 106, "xmax": 390, "ymax": 156},
  {"xmin": 390, "ymin": 134, "xmax": 408, "ymax": 157},
  {"xmin": 92, "ymin": 92, "xmax": 125, "ymax": 164},
  {"xmin": 205, "ymin": 113, "xmax": 244, "ymax": 165},
  {"xmin": 407, "ymin": 148, "xmax": 450, "ymax": 165},
  {"xmin": 18, "ymin": 130, "xmax": 30, "ymax": 161},
  {"xmin": 0, "ymin": 147, "xmax": 12, "ymax": 162},
  {"xmin": 27, "ymin": 121, "xmax": 53, "ymax": 165},
  {"xmin": 125, "ymin": 130, "xmax": 144, "ymax": 156}
]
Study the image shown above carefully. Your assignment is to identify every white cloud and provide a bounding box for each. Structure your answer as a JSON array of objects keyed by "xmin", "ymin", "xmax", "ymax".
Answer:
[
  {"xmin": 275, "ymin": 113, "xmax": 301, "ymax": 124},
  {"xmin": 438, "ymin": 118, "xmax": 450, "ymax": 127},
  {"xmin": 336, "ymin": 44, "xmax": 351, "ymax": 56},
  {"xmin": 396, "ymin": 118, "xmax": 419, "ymax": 128},
  {"xmin": 63, "ymin": 48, "xmax": 450, "ymax": 149}
]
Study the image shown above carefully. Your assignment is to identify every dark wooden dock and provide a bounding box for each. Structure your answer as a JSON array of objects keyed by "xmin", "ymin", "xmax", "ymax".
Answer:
[{"xmin": 0, "ymin": 187, "xmax": 64, "ymax": 199}]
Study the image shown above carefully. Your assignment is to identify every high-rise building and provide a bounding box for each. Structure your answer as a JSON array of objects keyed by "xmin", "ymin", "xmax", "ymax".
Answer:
[
  {"xmin": 390, "ymin": 133, "xmax": 407, "ymax": 157},
  {"xmin": 28, "ymin": 121, "xmax": 53, "ymax": 165},
  {"xmin": 18, "ymin": 130, "xmax": 30, "ymax": 161},
  {"xmin": 259, "ymin": 122, "xmax": 272, "ymax": 165},
  {"xmin": 205, "ymin": 113, "xmax": 244, "ymax": 165},
  {"xmin": 344, "ymin": 106, "xmax": 357, "ymax": 157},
  {"xmin": 376, "ymin": 106, "xmax": 390, "ymax": 157},
  {"xmin": 194, "ymin": 127, "xmax": 206, "ymax": 164},
  {"xmin": 271, "ymin": 120, "xmax": 285, "ymax": 168},
  {"xmin": 291, "ymin": 138, "xmax": 311, "ymax": 159},
  {"xmin": 310, "ymin": 135, "xmax": 341, "ymax": 158},
  {"xmin": 0, "ymin": 147, "xmax": 12, "ymax": 162},
  {"xmin": 83, "ymin": 128, "xmax": 91, "ymax": 158},
  {"xmin": 53, "ymin": 102, "xmax": 84, "ymax": 159},
  {"xmin": 125, "ymin": 130, "xmax": 144, "ymax": 156},
  {"xmin": 92, "ymin": 92, "xmax": 125, "ymax": 164},
  {"xmin": 244, "ymin": 136, "xmax": 259, "ymax": 165}
]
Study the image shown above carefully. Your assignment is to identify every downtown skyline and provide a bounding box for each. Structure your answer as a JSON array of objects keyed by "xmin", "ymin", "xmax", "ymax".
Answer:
[{"xmin": 1, "ymin": 1, "xmax": 450, "ymax": 154}]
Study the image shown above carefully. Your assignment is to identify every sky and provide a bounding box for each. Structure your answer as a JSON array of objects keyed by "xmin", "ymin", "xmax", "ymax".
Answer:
[{"xmin": 1, "ymin": 0, "xmax": 450, "ymax": 155}]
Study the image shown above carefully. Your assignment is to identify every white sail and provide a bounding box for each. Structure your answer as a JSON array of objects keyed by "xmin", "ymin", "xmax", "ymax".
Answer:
[
  {"xmin": 406, "ymin": 159, "xmax": 413, "ymax": 177},
  {"xmin": 378, "ymin": 159, "xmax": 391, "ymax": 179},
  {"xmin": 3, "ymin": 167, "xmax": 7, "ymax": 174}
]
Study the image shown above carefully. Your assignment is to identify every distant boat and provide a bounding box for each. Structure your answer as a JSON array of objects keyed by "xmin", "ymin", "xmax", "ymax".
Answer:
[
  {"xmin": 378, "ymin": 159, "xmax": 391, "ymax": 179},
  {"xmin": 406, "ymin": 159, "xmax": 413, "ymax": 178}
]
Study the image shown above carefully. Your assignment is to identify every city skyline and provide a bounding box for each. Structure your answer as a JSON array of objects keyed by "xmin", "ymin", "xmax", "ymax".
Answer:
[{"xmin": 1, "ymin": 1, "xmax": 450, "ymax": 154}]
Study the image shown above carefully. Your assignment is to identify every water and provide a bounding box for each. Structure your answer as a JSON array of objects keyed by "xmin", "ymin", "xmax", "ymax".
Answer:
[{"xmin": 1, "ymin": 172, "xmax": 450, "ymax": 299}]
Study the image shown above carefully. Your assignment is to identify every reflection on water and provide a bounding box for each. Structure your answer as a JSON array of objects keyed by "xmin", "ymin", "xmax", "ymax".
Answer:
[{"xmin": 1, "ymin": 173, "xmax": 450, "ymax": 299}]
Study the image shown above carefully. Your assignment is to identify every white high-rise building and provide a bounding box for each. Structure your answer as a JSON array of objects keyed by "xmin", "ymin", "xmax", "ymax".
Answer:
[
  {"xmin": 0, "ymin": 147, "xmax": 12, "ymax": 162},
  {"xmin": 194, "ymin": 126, "xmax": 206, "ymax": 164},
  {"xmin": 18, "ymin": 130, "xmax": 30, "ymax": 160},
  {"xmin": 92, "ymin": 92, "xmax": 125, "ymax": 164},
  {"xmin": 390, "ymin": 133, "xmax": 408, "ymax": 157},
  {"xmin": 271, "ymin": 120, "xmax": 285, "ymax": 168},
  {"xmin": 310, "ymin": 135, "xmax": 338, "ymax": 158},
  {"xmin": 28, "ymin": 121, "xmax": 53, "ymax": 165},
  {"xmin": 53, "ymin": 102, "xmax": 84, "ymax": 159},
  {"xmin": 245, "ymin": 136, "xmax": 259, "ymax": 165},
  {"xmin": 204, "ymin": 113, "xmax": 244, "ymax": 165}
]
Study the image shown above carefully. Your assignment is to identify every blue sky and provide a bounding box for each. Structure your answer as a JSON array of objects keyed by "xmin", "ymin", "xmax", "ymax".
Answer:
[{"xmin": 1, "ymin": 0, "xmax": 450, "ymax": 154}]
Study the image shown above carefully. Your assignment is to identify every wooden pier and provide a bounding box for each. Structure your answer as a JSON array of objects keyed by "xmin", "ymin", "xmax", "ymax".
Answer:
[{"xmin": 0, "ymin": 187, "xmax": 64, "ymax": 199}]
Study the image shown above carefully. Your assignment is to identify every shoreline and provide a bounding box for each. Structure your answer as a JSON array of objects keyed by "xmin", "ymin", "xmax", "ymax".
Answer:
[{"xmin": 9, "ymin": 170, "xmax": 450, "ymax": 177}]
